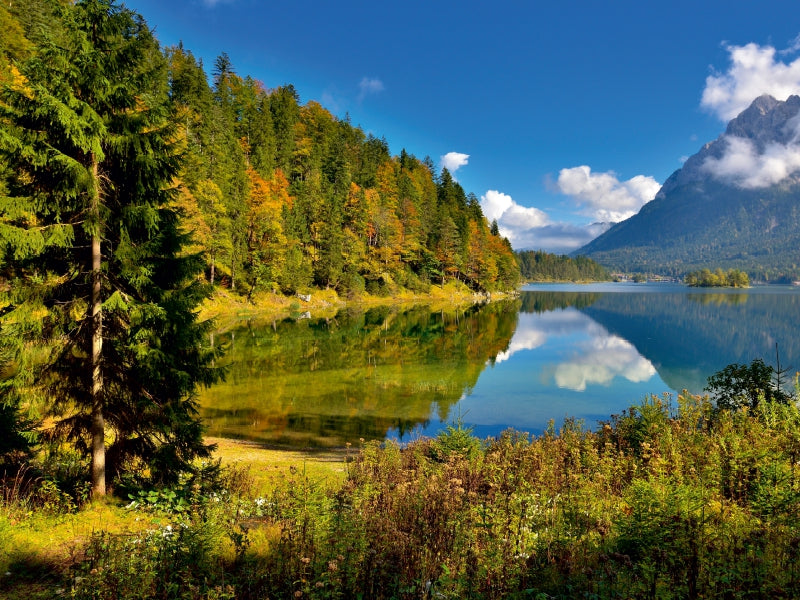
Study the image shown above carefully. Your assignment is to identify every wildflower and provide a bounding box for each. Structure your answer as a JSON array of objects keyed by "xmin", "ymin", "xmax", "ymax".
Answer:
[
  {"xmin": 254, "ymin": 497, "xmax": 266, "ymax": 507},
  {"xmin": 301, "ymin": 557, "xmax": 311, "ymax": 564}
]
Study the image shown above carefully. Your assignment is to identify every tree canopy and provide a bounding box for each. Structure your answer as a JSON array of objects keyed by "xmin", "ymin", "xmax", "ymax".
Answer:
[
  {"xmin": 685, "ymin": 268, "xmax": 749, "ymax": 288},
  {"xmin": 0, "ymin": 0, "xmax": 518, "ymax": 490}
]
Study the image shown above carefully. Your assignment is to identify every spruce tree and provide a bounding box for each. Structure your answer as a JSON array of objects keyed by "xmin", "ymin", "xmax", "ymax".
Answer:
[{"xmin": 0, "ymin": 0, "xmax": 219, "ymax": 496}]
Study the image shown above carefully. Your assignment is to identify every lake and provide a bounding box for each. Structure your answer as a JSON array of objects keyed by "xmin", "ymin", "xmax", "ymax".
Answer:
[{"xmin": 198, "ymin": 283, "xmax": 800, "ymax": 447}]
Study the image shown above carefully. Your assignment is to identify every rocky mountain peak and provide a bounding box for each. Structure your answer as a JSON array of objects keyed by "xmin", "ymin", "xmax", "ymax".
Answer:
[
  {"xmin": 576, "ymin": 94, "xmax": 800, "ymax": 280},
  {"xmin": 725, "ymin": 94, "xmax": 800, "ymax": 145},
  {"xmin": 658, "ymin": 94, "xmax": 800, "ymax": 197}
]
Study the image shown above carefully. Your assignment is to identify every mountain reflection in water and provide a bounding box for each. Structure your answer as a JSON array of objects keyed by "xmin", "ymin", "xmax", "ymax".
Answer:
[{"xmin": 199, "ymin": 284, "xmax": 800, "ymax": 447}]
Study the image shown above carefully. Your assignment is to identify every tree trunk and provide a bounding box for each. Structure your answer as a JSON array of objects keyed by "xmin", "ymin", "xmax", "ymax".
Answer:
[{"xmin": 90, "ymin": 158, "xmax": 105, "ymax": 498}]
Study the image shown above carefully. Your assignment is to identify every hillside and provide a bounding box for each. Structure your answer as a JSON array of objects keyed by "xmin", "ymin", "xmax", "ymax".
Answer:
[
  {"xmin": 0, "ymin": 1, "xmax": 519, "ymax": 298},
  {"xmin": 577, "ymin": 95, "xmax": 800, "ymax": 281}
]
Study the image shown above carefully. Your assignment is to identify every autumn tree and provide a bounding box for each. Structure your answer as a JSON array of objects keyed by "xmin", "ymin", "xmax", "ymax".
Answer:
[{"xmin": 245, "ymin": 167, "xmax": 292, "ymax": 294}]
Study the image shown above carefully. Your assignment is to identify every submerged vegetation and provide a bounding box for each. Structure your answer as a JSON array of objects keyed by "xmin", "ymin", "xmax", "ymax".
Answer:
[{"xmin": 198, "ymin": 300, "xmax": 520, "ymax": 447}]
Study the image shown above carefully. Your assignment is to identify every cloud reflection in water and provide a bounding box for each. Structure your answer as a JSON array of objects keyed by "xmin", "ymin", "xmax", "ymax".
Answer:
[
  {"xmin": 497, "ymin": 309, "xmax": 656, "ymax": 391},
  {"xmin": 553, "ymin": 333, "xmax": 656, "ymax": 391}
]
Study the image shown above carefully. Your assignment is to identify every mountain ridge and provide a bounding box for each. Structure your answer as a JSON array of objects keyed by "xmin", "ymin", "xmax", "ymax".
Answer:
[{"xmin": 576, "ymin": 94, "xmax": 800, "ymax": 281}]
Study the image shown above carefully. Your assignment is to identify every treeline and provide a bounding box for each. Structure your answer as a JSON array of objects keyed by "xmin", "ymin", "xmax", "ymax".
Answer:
[
  {"xmin": 685, "ymin": 268, "xmax": 749, "ymax": 288},
  {"xmin": 516, "ymin": 250, "xmax": 611, "ymax": 282},
  {"xmin": 1, "ymin": 3, "xmax": 518, "ymax": 300},
  {"xmin": 166, "ymin": 49, "xmax": 518, "ymax": 296},
  {"xmin": 168, "ymin": 50, "xmax": 520, "ymax": 295}
]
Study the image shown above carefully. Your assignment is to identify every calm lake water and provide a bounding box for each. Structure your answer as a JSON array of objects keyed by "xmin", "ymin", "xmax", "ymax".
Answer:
[{"xmin": 198, "ymin": 283, "xmax": 800, "ymax": 447}]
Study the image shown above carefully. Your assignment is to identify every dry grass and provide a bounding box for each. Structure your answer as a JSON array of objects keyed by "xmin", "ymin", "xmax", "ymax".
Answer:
[
  {"xmin": 0, "ymin": 441, "xmax": 347, "ymax": 599},
  {"xmin": 206, "ymin": 436, "xmax": 349, "ymax": 494}
]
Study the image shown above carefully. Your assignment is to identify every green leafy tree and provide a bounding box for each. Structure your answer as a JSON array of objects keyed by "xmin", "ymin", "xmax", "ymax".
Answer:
[
  {"xmin": 0, "ymin": 0, "xmax": 218, "ymax": 496},
  {"xmin": 705, "ymin": 358, "xmax": 791, "ymax": 411}
]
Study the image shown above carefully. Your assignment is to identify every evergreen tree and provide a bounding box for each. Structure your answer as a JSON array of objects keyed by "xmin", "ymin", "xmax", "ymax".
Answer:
[{"xmin": 0, "ymin": 0, "xmax": 219, "ymax": 496}]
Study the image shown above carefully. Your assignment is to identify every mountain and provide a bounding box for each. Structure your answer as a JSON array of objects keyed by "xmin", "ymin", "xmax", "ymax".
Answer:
[{"xmin": 576, "ymin": 95, "xmax": 800, "ymax": 281}]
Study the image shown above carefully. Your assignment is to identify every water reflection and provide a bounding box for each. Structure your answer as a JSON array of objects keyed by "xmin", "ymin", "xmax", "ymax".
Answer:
[
  {"xmin": 200, "ymin": 285, "xmax": 800, "ymax": 447},
  {"xmin": 578, "ymin": 286, "xmax": 800, "ymax": 393},
  {"xmin": 491, "ymin": 307, "xmax": 656, "ymax": 391},
  {"xmin": 553, "ymin": 332, "xmax": 656, "ymax": 391},
  {"xmin": 198, "ymin": 301, "xmax": 520, "ymax": 447}
]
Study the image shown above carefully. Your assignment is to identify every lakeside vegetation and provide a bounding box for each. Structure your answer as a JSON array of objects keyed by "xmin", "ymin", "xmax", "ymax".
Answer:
[
  {"xmin": 5, "ymin": 2, "xmax": 800, "ymax": 599},
  {"xmin": 685, "ymin": 268, "xmax": 750, "ymax": 288},
  {"xmin": 4, "ymin": 386, "xmax": 800, "ymax": 599},
  {"xmin": 516, "ymin": 250, "xmax": 612, "ymax": 282}
]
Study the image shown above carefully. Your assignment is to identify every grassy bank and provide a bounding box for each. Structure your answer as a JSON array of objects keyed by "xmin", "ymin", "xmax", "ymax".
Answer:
[
  {"xmin": 4, "ymin": 393, "xmax": 800, "ymax": 599},
  {"xmin": 1, "ymin": 439, "xmax": 346, "ymax": 600},
  {"xmin": 200, "ymin": 280, "xmax": 515, "ymax": 330}
]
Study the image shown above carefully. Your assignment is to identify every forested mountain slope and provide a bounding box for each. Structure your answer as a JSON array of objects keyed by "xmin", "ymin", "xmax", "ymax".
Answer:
[
  {"xmin": 516, "ymin": 250, "xmax": 611, "ymax": 282},
  {"xmin": 1, "ymin": 1, "xmax": 519, "ymax": 300}
]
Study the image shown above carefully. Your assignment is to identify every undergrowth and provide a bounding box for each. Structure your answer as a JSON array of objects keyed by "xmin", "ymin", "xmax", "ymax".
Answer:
[{"xmin": 4, "ymin": 393, "xmax": 800, "ymax": 598}]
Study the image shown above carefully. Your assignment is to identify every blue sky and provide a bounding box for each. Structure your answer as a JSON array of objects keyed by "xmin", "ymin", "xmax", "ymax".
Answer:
[{"xmin": 124, "ymin": 0, "xmax": 800, "ymax": 252}]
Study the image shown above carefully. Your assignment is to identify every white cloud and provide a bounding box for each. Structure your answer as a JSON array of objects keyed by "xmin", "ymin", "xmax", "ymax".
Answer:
[
  {"xmin": 553, "ymin": 335, "xmax": 656, "ymax": 392},
  {"xmin": 357, "ymin": 77, "xmax": 385, "ymax": 102},
  {"xmin": 699, "ymin": 39, "xmax": 800, "ymax": 189},
  {"xmin": 440, "ymin": 152, "xmax": 470, "ymax": 174},
  {"xmin": 556, "ymin": 166, "xmax": 660, "ymax": 222},
  {"xmin": 481, "ymin": 190, "xmax": 548, "ymax": 228},
  {"xmin": 702, "ymin": 40, "xmax": 800, "ymax": 122},
  {"xmin": 479, "ymin": 190, "xmax": 610, "ymax": 253},
  {"xmin": 702, "ymin": 131, "xmax": 800, "ymax": 188},
  {"xmin": 480, "ymin": 189, "xmax": 513, "ymax": 222}
]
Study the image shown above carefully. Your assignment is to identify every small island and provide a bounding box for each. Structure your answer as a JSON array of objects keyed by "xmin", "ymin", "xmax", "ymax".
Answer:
[{"xmin": 684, "ymin": 268, "xmax": 750, "ymax": 288}]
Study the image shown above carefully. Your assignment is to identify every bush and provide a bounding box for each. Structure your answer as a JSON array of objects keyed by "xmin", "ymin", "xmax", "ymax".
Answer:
[{"xmin": 705, "ymin": 358, "xmax": 792, "ymax": 411}]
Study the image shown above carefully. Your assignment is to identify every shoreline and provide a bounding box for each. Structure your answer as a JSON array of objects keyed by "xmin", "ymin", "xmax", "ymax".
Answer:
[{"xmin": 199, "ymin": 282, "xmax": 519, "ymax": 331}]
